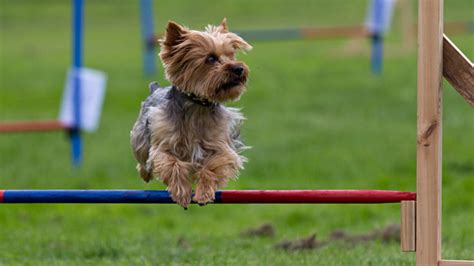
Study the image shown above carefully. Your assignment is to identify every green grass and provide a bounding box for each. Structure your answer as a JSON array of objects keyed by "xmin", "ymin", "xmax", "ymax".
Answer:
[{"xmin": 1, "ymin": 1, "xmax": 473, "ymax": 265}]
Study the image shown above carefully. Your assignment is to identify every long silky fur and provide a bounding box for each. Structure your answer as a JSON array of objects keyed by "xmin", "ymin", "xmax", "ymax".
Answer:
[
  {"xmin": 130, "ymin": 19, "xmax": 251, "ymax": 207},
  {"xmin": 131, "ymin": 86, "xmax": 248, "ymax": 180}
]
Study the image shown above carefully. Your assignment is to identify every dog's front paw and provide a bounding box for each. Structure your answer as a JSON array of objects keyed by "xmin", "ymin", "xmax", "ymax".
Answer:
[
  {"xmin": 168, "ymin": 187, "xmax": 192, "ymax": 209},
  {"xmin": 192, "ymin": 187, "xmax": 216, "ymax": 206}
]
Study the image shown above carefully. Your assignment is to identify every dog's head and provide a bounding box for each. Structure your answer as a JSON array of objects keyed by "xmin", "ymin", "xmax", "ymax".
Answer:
[{"xmin": 159, "ymin": 19, "xmax": 252, "ymax": 102}]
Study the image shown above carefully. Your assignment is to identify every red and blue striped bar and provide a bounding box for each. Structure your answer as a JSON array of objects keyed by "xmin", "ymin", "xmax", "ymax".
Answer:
[{"xmin": 0, "ymin": 190, "xmax": 415, "ymax": 204}]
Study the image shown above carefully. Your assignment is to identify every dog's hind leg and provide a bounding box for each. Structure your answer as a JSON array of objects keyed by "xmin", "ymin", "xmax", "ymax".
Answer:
[{"xmin": 136, "ymin": 163, "xmax": 153, "ymax": 182}]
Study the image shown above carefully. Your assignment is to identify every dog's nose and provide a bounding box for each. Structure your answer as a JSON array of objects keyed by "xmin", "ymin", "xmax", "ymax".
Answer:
[{"xmin": 231, "ymin": 65, "xmax": 244, "ymax": 76}]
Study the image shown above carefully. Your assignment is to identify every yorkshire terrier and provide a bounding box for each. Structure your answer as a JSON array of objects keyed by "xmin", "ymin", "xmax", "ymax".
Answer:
[{"xmin": 130, "ymin": 19, "xmax": 252, "ymax": 208}]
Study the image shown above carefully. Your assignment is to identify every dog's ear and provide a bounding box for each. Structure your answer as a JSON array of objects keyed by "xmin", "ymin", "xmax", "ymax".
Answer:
[
  {"xmin": 217, "ymin": 18, "xmax": 229, "ymax": 33},
  {"xmin": 163, "ymin": 21, "xmax": 188, "ymax": 47},
  {"xmin": 230, "ymin": 36, "xmax": 253, "ymax": 52}
]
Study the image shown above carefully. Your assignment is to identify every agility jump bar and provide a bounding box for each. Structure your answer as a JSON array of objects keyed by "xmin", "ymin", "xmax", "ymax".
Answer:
[
  {"xmin": 0, "ymin": 190, "xmax": 415, "ymax": 204},
  {"xmin": 149, "ymin": 21, "xmax": 473, "ymax": 45},
  {"xmin": 0, "ymin": 120, "xmax": 67, "ymax": 133},
  {"xmin": 150, "ymin": 25, "xmax": 369, "ymax": 44}
]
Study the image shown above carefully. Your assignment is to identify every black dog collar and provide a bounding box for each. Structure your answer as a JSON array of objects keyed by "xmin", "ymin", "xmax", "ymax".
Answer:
[{"xmin": 173, "ymin": 86, "xmax": 218, "ymax": 108}]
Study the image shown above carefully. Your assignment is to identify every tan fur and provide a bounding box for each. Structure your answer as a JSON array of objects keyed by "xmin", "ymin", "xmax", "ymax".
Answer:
[
  {"xmin": 131, "ymin": 19, "xmax": 251, "ymax": 208},
  {"xmin": 146, "ymin": 104, "xmax": 245, "ymax": 207},
  {"xmin": 159, "ymin": 20, "xmax": 252, "ymax": 102}
]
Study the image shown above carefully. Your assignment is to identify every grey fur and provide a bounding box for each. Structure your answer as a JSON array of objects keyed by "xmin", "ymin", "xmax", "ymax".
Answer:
[
  {"xmin": 130, "ymin": 85, "xmax": 168, "ymax": 174},
  {"xmin": 130, "ymin": 83, "xmax": 247, "ymax": 180},
  {"xmin": 149, "ymin": 81, "xmax": 160, "ymax": 94}
]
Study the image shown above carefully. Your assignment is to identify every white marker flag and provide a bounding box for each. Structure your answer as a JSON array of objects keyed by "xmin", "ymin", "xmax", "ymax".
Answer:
[
  {"xmin": 365, "ymin": 0, "xmax": 395, "ymax": 34},
  {"xmin": 59, "ymin": 68, "xmax": 107, "ymax": 132}
]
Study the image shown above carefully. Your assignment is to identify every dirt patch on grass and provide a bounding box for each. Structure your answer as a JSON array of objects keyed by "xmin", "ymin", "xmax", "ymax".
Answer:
[
  {"xmin": 177, "ymin": 236, "xmax": 191, "ymax": 250},
  {"xmin": 329, "ymin": 223, "xmax": 400, "ymax": 245},
  {"xmin": 241, "ymin": 223, "xmax": 276, "ymax": 237},
  {"xmin": 274, "ymin": 234, "xmax": 327, "ymax": 251},
  {"xmin": 274, "ymin": 224, "xmax": 400, "ymax": 251}
]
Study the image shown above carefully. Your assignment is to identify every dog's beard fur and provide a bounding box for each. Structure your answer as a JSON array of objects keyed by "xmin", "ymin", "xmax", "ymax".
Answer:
[
  {"xmin": 131, "ymin": 19, "xmax": 251, "ymax": 208},
  {"xmin": 159, "ymin": 19, "xmax": 252, "ymax": 102}
]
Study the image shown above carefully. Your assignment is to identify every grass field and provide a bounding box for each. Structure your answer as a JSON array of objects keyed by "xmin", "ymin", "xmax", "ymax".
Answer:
[{"xmin": 1, "ymin": 1, "xmax": 473, "ymax": 265}]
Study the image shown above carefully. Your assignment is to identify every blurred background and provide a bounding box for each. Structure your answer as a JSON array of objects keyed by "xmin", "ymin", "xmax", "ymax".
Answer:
[{"xmin": 1, "ymin": 0, "xmax": 473, "ymax": 265}]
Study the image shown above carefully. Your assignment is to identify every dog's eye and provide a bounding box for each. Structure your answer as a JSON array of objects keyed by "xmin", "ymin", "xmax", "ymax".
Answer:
[{"xmin": 206, "ymin": 55, "xmax": 218, "ymax": 64}]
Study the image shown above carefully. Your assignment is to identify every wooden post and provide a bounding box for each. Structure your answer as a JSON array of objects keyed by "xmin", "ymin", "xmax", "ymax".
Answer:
[
  {"xmin": 401, "ymin": 201, "xmax": 416, "ymax": 252},
  {"xmin": 416, "ymin": 0, "xmax": 443, "ymax": 265},
  {"xmin": 442, "ymin": 35, "xmax": 474, "ymax": 107},
  {"xmin": 439, "ymin": 260, "xmax": 474, "ymax": 266}
]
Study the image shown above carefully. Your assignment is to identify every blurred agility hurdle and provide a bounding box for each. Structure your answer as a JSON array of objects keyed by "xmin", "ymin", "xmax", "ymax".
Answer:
[{"xmin": 0, "ymin": 0, "xmax": 107, "ymax": 167}]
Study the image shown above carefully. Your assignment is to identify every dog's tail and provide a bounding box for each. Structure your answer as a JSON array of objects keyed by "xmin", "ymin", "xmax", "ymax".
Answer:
[{"xmin": 149, "ymin": 81, "xmax": 161, "ymax": 94}]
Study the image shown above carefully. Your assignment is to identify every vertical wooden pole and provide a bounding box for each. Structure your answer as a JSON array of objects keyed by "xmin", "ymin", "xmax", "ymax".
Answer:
[
  {"xmin": 401, "ymin": 200, "xmax": 416, "ymax": 252},
  {"xmin": 416, "ymin": 0, "xmax": 443, "ymax": 265}
]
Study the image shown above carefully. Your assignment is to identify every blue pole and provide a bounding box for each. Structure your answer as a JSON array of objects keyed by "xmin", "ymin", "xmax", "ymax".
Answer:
[
  {"xmin": 468, "ymin": 21, "xmax": 474, "ymax": 33},
  {"xmin": 71, "ymin": 0, "xmax": 83, "ymax": 166},
  {"xmin": 370, "ymin": 0, "xmax": 384, "ymax": 75},
  {"xmin": 371, "ymin": 34, "xmax": 383, "ymax": 75},
  {"xmin": 2, "ymin": 190, "xmax": 177, "ymax": 204},
  {"xmin": 140, "ymin": 0, "xmax": 156, "ymax": 75}
]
